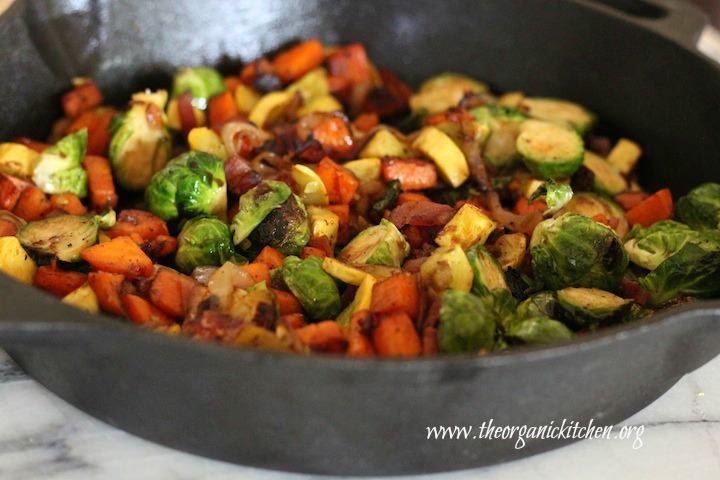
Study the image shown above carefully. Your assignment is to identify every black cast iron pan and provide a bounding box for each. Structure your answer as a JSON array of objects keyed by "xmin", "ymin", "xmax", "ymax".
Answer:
[{"xmin": 0, "ymin": 0, "xmax": 719, "ymax": 475}]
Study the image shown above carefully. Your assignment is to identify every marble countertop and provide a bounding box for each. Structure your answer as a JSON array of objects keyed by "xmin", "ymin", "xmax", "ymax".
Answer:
[{"xmin": 2, "ymin": 22, "xmax": 720, "ymax": 480}]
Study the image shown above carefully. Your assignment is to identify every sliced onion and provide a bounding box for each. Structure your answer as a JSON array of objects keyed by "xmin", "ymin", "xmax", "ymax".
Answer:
[
  {"xmin": 191, "ymin": 266, "xmax": 218, "ymax": 286},
  {"xmin": 0, "ymin": 210, "xmax": 26, "ymax": 229},
  {"xmin": 221, "ymin": 121, "xmax": 267, "ymax": 158}
]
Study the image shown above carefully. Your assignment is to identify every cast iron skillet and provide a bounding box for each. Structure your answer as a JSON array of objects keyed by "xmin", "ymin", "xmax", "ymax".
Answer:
[{"xmin": 1, "ymin": 0, "xmax": 719, "ymax": 475}]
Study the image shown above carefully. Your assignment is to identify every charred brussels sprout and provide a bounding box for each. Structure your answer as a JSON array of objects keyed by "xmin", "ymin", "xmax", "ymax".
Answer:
[
  {"xmin": 530, "ymin": 213, "xmax": 629, "ymax": 291},
  {"xmin": 556, "ymin": 287, "xmax": 632, "ymax": 329},
  {"xmin": 624, "ymin": 220, "xmax": 702, "ymax": 270},
  {"xmin": 248, "ymin": 194, "xmax": 310, "ymax": 256},
  {"xmin": 231, "ymin": 181, "xmax": 292, "ymax": 245},
  {"xmin": 676, "ymin": 183, "xmax": 720, "ymax": 231},
  {"xmin": 32, "ymin": 129, "xmax": 88, "ymax": 197},
  {"xmin": 338, "ymin": 219, "xmax": 410, "ymax": 267},
  {"xmin": 172, "ymin": 67, "xmax": 226, "ymax": 110},
  {"xmin": 281, "ymin": 255, "xmax": 341, "ymax": 321},
  {"xmin": 109, "ymin": 90, "xmax": 172, "ymax": 190},
  {"xmin": 16, "ymin": 213, "xmax": 113, "ymax": 262},
  {"xmin": 146, "ymin": 151, "xmax": 227, "ymax": 222},
  {"xmin": 175, "ymin": 216, "xmax": 244, "ymax": 274},
  {"xmin": 638, "ymin": 230, "xmax": 720, "ymax": 307},
  {"xmin": 231, "ymin": 181, "xmax": 310, "ymax": 256},
  {"xmin": 437, "ymin": 289, "xmax": 496, "ymax": 353}
]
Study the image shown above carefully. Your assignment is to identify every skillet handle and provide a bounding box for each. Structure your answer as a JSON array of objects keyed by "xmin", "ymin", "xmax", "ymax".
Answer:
[{"xmin": 586, "ymin": 0, "xmax": 708, "ymax": 50}]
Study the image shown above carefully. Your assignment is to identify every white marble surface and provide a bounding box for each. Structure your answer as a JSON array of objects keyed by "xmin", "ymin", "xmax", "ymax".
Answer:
[{"xmin": 2, "ymin": 21, "xmax": 720, "ymax": 480}]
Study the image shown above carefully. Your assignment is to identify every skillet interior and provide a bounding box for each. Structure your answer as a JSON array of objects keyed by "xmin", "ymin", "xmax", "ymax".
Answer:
[{"xmin": 1, "ymin": 0, "xmax": 720, "ymax": 475}]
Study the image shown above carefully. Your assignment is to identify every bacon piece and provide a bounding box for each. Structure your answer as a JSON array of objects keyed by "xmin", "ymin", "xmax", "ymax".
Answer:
[{"xmin": 388, "ymin": 201, "xmax": 455, "ymax": 229}]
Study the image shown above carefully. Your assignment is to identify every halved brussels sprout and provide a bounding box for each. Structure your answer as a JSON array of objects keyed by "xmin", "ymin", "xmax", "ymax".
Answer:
[
  {"xmin": 16, "ymin": 213, "xmax": 109, "ymax": 262},
  {"xmin": 517, "ymin": 291, "xmax": 558, "ymax": 319},
  {"xmin": 227, "ymin": 286, "xmax": 278, "ymax": 329},
  {"xmin": 172, "ymin": 66, "xmax": 226, "ymax": 110},
  {"xmin": 556, "ymin": 287, "xmax": 632, "ymax": 329},
  {"xmin": 638, "ymin": 230, "xmax": 720, "ymax": 307},
  {"xmin": 582, "ymin": 151, "xmax": 627, "ymax": 196},
  {"xmin": 175, "ymin": 216, "xmax": 244, "ymax": 274},
  {"xmin": 338, "ymin": 218, "xmax": 410, "ymax": 268},
  {"xmin": 504, "ymin": 317, "xmax": 574, "ymax": 344},
  {"xmin": 530, "ymin": 213, "xmax": 629, "ymax": 291},
  {"xmin": 488, "ymin": 233, "xmax": 527, "ymax": 271},
  {"xmin": 518, "ymin": 97, "xmax": 596, "ymax": 135},
  {"xmin": 437, "ymin": 289, "xmax": 496, "ymax": 353},
  {"xmin": 32, "ymin": 129, "xmax": 88, "ymax": 197},
  {"xmin": 624, "ymin": 220, "xmax": 701, "ymax": 271},
  {"xmin": 109, "ymin": 91, "xmax": 172, "ymax": 190},
  {"xmin": 281, "ymin": 255, "xmax": 341, "ymax": 321},
  {"xmin": 517, "ymin": 120, "xmax": 584, "ymax": 180},
  {"xmin": 556, "ymin": 192, "xmax": 629, "ymax": 238},
  {"xmin": 247, "ymin": 194, "xmax": 310, "ymax": 256},
  {"xmin": 471, "ymin": 104, "xmax": 528, "ymax": 168},
  {"xmin": 466, "ymin": 243, "xmax": 508, "ymax": 296},
  {"xmin": 146, "ymin": 151, "xmax": 227, "ymax": 222},
  {"xmin": 676, "ymin": 183, "xmax": 720, "ymax": 231},
  {"xmin": 231, "ymin": 180, "xmax": 292, "ymax": 246}
]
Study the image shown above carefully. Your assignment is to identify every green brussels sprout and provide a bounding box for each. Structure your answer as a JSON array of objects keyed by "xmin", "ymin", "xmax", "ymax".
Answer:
[
  {"xmin": 172, "ymin": 66, "xmax": 226, "ymax": 110},
  {"xmin": 518, "ymin": 97, "xmax": 596, "ymax": 136},
  {"xmin": 231, "ymin": 181, "xmax": 292, "ymax": 246},
  {"xmin": 16, "ymin": 212, "xmax": 111, "ymax": 262},
  {"xmin": 530, "ymin": 213, "xmax": 629, "ymax": 291},
  {"xmin": 517, "ymin": 291, "xmax": 558, "ymax": 319},
  {"xmin": 281, "ymin": 255, "xmax": 341, "ymax": 321},
  {"xmin": 556, "ymin": 192, "xmax": 629, "ymax": 238},
  {"xmin": 556, "ymin": 287, "xmax": 632, "ymax": 329},
  {"xmin": 504, "ymin": 317, "xmax": 574, "ymax": 344},
  {"xmin": 470, "ymin": 104, "xmax": 527, "ymax": 168},
  {"xmin": 466, "ymin": 243, "xmax": 508, "ymax": 296},
  {"xmin": 247, "ymin": 194, "xmax": 310, "ymax": 256},
  {"xmin": 638, "ymin": 230, "xmax": 720, "ymax": 307},
  {"xmin": 338, "ymin": 219, "xmax": 410, "ymax": 268},
  {"xmin": 517, "ymin": 120, "xmax": 585, "ymax": 180},
  {"xmin": 676, "ymin": 183, "xmax": 720, "ymax": 231},
  {"xmin": 109, "ymin": 91, "xmax": 173, "ymax": 190},
  {"xmin": 437, "ymin": 289, "xmax": 497, "ymax": 353},
  {"xmin": 175, "ymin": 216, "xmax": 245, "ymax": 274},
  {"xmin": 32, "ymin": 129, "xmax": 88, "ymax": 197},
  {"xmin": 624, "ymin": 220, "xmax": 703, "ymax": 271},
  {"xmin": 231, "ymin": 181, "xmax": 311, "ymax": 255},
  {"xmin": 528, "ymin": 180, "xmax": 573, "ymax": 215},
  {"xmin": 146, "ymin": 151, "xmax": 227, "ymax": 222}
]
